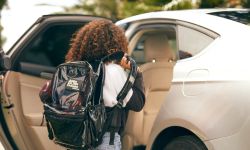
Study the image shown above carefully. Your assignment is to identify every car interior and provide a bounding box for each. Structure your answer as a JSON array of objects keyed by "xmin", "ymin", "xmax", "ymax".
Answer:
[
  {"xmin": 122, "ymin": 29, "xmax": 177, "ymax": 149},
  {"xmin": 2, "ymin": 23, "xmax": 177, "ymax": 150}
]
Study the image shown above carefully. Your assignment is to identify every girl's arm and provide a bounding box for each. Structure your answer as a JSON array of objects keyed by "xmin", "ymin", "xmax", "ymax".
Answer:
[
  {"xmin": 120, "ymin": 55, "xmax": 145, "ymax": 111},
  {"xmin": 125, "ymin": 70, "xmax": 145, "ymax": 112}
]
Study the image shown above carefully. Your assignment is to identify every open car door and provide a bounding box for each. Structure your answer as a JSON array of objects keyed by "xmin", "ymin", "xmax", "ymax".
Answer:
[
  {"xmin": 0, "ymin": 15, "xmax": 107, "ymax": 150},
  {"xmin": 0, "ymin": 49, "xmax": 14, "ymax": 150}
]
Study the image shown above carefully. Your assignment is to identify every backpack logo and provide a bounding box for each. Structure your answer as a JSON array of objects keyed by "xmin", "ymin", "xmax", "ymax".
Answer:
[{"xmin": 66, "ymin": 79, "xmax": 80, "ymax": 91}]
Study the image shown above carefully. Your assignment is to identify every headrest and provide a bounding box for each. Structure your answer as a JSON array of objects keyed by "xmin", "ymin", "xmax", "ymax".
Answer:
[{"xmin": 144, "ymin": 34, "xmax": 175, "ymax": 63}]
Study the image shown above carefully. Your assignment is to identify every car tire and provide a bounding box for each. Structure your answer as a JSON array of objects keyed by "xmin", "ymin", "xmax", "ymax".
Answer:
[{"xmin": 163, "ymin": 135, "xmax": 207, "ymax": 150}]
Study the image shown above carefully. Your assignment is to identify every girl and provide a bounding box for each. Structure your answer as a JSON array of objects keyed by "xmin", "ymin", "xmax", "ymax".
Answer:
[
  {"xmin": 42, "ymin": 19, "xmax": 145, "ymax": 150},
  {"xmin": 66, "ymin": 19, "xmax": 145, "ymax": 150}
]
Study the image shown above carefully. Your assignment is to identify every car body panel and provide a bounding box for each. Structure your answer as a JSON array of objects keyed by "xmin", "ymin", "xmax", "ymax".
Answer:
[
  {"xmin": 205, "ymin": 117, "xmax": 250, "ymax": 150},
  {"xmin": 142, "ymin": 11, "xmax": 250, "ymax": 149},
  {"xmin": 147, "ymin": 80, "xmax": 250, "ymax": 149}
]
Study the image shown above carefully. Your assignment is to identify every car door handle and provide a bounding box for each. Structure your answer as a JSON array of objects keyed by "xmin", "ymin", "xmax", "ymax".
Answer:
[
  {"xmin": 40, "ymin": 72, "xmax": 53, "ymax": 79},
  {"xmin": 3, "ymin": 103, "xmax": 14, "ymax": 109}
]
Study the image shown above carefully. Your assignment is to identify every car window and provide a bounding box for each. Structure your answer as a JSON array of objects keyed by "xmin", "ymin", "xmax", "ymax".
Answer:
[
  {"xmin": 131, "ymin": 27, "xmax": 177, "ymax": 65},
  {"xmin": 178, "ymin": 25, "xmax": 214, "ymax": 60},
  {"xmin": 19, "ymin": 23, "xmax": 83, "ymax": 68},
  {"xmin": 209, "ymin": 10, "xmax": 250, "ymax": 26}
]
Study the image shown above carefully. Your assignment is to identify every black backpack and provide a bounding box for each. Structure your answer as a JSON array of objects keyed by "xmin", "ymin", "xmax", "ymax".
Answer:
[{"xmin": 40, "ymin": 51, "xmax": 137, "ymax": 149}]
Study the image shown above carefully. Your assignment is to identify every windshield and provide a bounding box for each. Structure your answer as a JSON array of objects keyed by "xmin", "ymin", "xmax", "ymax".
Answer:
[{"xmin": 209, "ymin": 10, "xmax": 250, "ymax": 26}]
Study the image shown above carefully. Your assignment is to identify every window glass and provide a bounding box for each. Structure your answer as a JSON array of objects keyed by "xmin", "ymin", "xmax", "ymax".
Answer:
[
  {"xmin": 20, "ymin": 24, "xmax": 83, "ymax": 67},
  {"xmin": 131, "ymin": 27, "xmax": 177, "ymax": 65},
  {"xmin": 209, "ymin": 10, "xmax": 250, "ymax": 26},
  {"xmin": 178, "ymin": 26, "xmax": 214, "ymax": 60}
]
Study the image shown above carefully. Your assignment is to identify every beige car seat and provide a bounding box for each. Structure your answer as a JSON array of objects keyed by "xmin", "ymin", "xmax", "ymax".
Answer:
[{"xmin": 122, "ymin": 34, "xmax": 176, "ymax": 149}]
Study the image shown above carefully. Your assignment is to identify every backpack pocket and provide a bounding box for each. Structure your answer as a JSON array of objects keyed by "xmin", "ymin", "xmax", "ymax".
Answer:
[
  {"xmin": 44, "ymin": 109, "xmax": 88, "ymax": 149},
  {"xmin": 44, "ymin": 104, "xmax": 107, "ymax": 149},
  {"xmin": 88, "ymin": 104, "xmax": 107, "ymax": 139}
]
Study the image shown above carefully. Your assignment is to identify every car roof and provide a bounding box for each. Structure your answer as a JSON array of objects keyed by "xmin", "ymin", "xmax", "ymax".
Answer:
[
  {"xmin": 116, "ymin": 8, "xmax": 250, "ymax": 35},
  {"xmin": 169, "ymin": 8, "xmax": 249, "ymax": 14}
]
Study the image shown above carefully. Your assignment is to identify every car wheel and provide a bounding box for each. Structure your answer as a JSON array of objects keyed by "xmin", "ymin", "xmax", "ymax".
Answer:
[{"xmin": 164, "ymin": 135, "xmax": 207, "ymax": 150}]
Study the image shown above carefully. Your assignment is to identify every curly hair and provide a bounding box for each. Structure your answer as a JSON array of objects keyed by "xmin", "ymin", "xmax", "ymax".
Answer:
[{"xmin": 65, "ymin": 19, "xmax": 128, "ymax": 62}]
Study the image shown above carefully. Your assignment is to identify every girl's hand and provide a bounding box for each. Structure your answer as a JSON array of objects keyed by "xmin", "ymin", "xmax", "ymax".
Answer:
[{"xmin": 120, "ymin": 55, "xmax": 131, "ymax": 70}]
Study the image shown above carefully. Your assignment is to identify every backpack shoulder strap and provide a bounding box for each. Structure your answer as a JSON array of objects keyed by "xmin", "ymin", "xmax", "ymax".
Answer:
[
  {"xmin": 116, "ymin": 56, "xmax": 137, "ymax": 108},
  {"xmin": 101, "ymin": 51, "xmax": 124, "ymax": 62},
  {"xmin": 100, "ymin": 51, "xmax": 138, "ymax": 108}
]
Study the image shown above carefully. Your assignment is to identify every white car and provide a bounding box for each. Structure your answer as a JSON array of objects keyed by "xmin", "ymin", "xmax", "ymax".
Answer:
[{"xmin": 0, "ymin": 9, "xmax": 250, "ymax": 150}]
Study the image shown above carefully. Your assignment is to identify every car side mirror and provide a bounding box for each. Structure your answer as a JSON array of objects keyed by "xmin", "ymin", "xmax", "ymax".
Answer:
[{"xmin": 0, "ymin": 49, "xmax": 11, "ymax": 71}]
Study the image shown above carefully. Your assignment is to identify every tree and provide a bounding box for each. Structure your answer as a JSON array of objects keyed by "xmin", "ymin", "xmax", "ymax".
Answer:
[
  {"xmin": 243, "ymin": 0, "xmax": 250, "ymax": 8},
  {"xmin": 199, "ymin": 0, "xmax": 225, "ymax": 8},
  {"xmin": 63, "ymin": 0, "xmax": 119, "ymax": 20},
  {"xmin": 164, "ymin": 0, "xmax": 194, "ymax": 10},
  {"xmin": 63, "ymin": 0, "xmax": 173, "ymax": 20},
  {"xmin": 0, "ymin": 0, "xmax": 7, "ymax": 47},
  {"xmin": 120, "ymin": 1, "xmax": 163, "ymax": 19}
]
